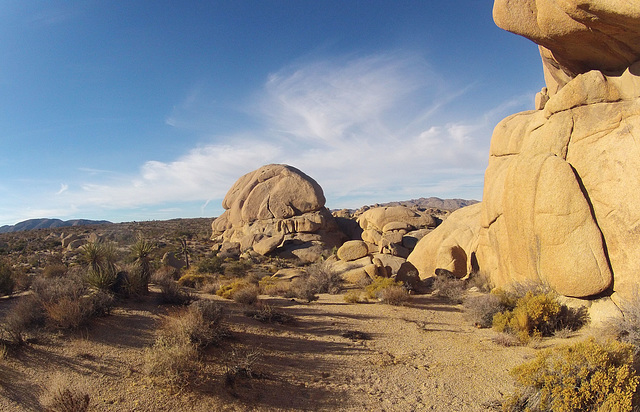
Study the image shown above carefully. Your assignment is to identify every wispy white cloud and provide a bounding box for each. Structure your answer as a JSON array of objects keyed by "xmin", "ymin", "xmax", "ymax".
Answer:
[
  {"xmin": 56, "ymin": 183, "xmax": 68, "ymax": 195},
  {"xmin": 1, "ymin": 51, "xmax": 532, "ymax": 225}
]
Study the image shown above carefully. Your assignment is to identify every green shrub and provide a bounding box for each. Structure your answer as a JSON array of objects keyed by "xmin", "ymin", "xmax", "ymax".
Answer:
[
  {"xmin": 0, "ymin": 261, "xmax": 15, "ymax": 297},
  {"xmin": 493, "ymin": 291, "xmax": 560, "ymax": 342},
  {"xmin": 365, "ymin": 277, "xmax": 403, "ymax": 300},
  {"xmin": 177, "ymin": 271, "xmax": 215, "ymax": 289},
  {"xmin": 216, "ymin": 279, "xmax": 251, "ymax": 300},
  {"xmin": 343, "ymin": 290, "xmax": 366, "ymax": 304},
  {"xmin": 503, "ymin": 338, "xmax": 639, "ymax": 412},
  {"xmin": 224, "ymin": 260, "xmax": 252, "ymax": 277},
  {"xmin": 196, "ymin": 256, "xmax": 223, "ymax": 274}
]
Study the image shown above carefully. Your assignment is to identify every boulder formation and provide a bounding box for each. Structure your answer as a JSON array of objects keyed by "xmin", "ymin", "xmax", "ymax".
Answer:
[
  {"xmin": 211, "ymin": 164, "xmax": 344, "ymax": 263},
  {"xmin": 332, "ymin": 205, "xmax": 439, "ymax": 289},
  {"xmin": 408, "ymin": 2, "xmax": 640, "ymax": 314}
]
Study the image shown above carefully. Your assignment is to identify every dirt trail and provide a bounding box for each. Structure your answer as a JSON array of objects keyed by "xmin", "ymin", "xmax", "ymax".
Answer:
[{"xmin": 0, "ymin": 291, "xmax": 584, "ymax": 411}]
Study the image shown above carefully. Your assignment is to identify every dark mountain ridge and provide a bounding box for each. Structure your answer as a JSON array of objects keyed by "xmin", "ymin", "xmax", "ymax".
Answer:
[{"xmin": 0, "ymin": 218, "xmax": 112, "ymax": 233}]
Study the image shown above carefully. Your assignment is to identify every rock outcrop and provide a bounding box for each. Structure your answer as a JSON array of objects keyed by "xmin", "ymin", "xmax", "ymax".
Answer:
[
  {"xmin": 211, "ymin": 164, "xmax": 344, "ymax": 263},
  {"xmin": 409, "ymin": 2, "xmax": 640, "ymax": 314}
]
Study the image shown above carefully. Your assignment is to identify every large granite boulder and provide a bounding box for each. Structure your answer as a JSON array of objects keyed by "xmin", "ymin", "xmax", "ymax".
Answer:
[
  {"xmin": 211, "ymin": 164, "xmax": 344, "ymax": 263},
  {"xmin": 408, "ymin": 203, "xmax": 481, "ymax": 280},
  {"xmin": 408, "ymin": 3, "xmax": 640, "ymax": 319}
]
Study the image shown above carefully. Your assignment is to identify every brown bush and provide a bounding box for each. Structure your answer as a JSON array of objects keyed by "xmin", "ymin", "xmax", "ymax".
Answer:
[
  {"xmin": 43, "ymin": 373, "xmax": 90, "ymax": 412},
  {"xmin": 377, "ymin": 285, "xmax": 410, "ymax": 306}
]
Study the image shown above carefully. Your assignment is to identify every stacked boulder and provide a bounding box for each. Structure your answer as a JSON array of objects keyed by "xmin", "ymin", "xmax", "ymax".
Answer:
[
  {"xmin": 332, "ymin": 206, "xmax": 439, "ymax": 289},
  {"xmin": 408, "ymin": 1, "xmax": 640, "ymax": 321},
  {"xmin": 210, "ymin": 164, "xmax": 345, "ymax": 263}
]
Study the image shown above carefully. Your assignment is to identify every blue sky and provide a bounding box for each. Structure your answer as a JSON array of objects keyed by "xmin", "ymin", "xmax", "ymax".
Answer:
[{"xmin": 0, "ymin": 1, "xmax": 543, "ymax": 226}]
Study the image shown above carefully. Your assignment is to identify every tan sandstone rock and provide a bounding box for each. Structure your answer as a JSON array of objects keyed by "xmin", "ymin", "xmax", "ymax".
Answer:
[
  {"xmin": 211, "ymin": 164, "xmax": 344, "ymax": 262},
  {"xmin": 337, "ymin": 240, "xmax": 369, "ymax": 262},
  {"xmin": 408, "ymin": 204, "xmax": 481, "ymax": 280},
  {"xmin": 493, "ymin": 0, "xmax": 640, "ymax": 83}
]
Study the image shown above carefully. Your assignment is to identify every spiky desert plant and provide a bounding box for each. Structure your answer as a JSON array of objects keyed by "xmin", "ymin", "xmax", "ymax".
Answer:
[
  {"xmin": 81, "ymin": 241, "xmax": 117, "ymax": 293},
  {"xmin": 130, "ymin": 236, "xmax": 154, "ymax": 293}
]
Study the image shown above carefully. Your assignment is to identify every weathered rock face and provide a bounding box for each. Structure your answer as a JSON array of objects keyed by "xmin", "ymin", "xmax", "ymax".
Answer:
[
  {"xmin": 408, "ymin": 204, "xmax": 481, "ymax": 280},
  {"xmin": 493, "ymin": 0, "xmax": 640, "ymax": 89},
  {"xmin": 211, "ymin": 164, "xmax": 344, "ymax": 263},
  {"xmin": 409, "ymin": 3, "xmax": 640, "ymax": 312},
  {"xmin": 478, "ymin": 64, "xmax": 640, "ymax": 300}
]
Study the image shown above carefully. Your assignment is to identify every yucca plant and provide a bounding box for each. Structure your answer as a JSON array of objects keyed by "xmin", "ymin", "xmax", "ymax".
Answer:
[
  {"xmin": 131, "ymin": 236, "xmax": 154, "ymax": 293},
  {"xmin": 81, "ymin": 241, "xmax": 117, "ymax": 293}
]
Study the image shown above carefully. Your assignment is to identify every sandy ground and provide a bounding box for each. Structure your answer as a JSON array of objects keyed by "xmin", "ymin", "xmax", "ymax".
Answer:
[{"xmin": 0, "ymin": 289, "xmax": 587, "ymax": 411}]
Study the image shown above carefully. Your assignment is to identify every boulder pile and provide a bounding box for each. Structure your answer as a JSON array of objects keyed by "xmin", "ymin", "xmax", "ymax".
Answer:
[
  {"xmin": 332, "ymin": 205, "xmax": 439, "ymax": 289},
  {"xmin": 210, "ymin": 164, "xmax": 344, "ymax": 263}
]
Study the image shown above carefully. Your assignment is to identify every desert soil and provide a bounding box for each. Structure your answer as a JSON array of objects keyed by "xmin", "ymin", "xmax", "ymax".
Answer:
[{"xmin": 0, "ymin": 289, "xmax": 589, "ymax": 411}]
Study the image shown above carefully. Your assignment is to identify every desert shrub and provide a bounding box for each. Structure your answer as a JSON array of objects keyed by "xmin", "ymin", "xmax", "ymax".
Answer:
[
  {"xmin": 343, "ymin": 290, "xmax": 366, "ymax": 304},
  {"xmin": 196, "ymin": 256, "xmax": 223, "ymax": 274},
  {"xmin": 0, "ymin": 294, "xmax": 44, "ymax": 344},
  {"xmin": 42, "ymin": 263, "xmax": 68, "ymax": 278},
  {"xmin": 224, "ymin": 347, "xmax": 263, "ymax": 388},
  {"xmin": 377, "ymin": 285, "xmax": 410, "ymax": 306},
  {"xmin": 158, "ymin": 280, "xmax": 194, "ymax": 306},
  {"xmin": 244, "ymin": 304, "xmax": 295, "ymax": 325},
  {"xmin": 144, "ymin": 336, "xmax": 200, "ymax": 389},
  {"xmin": 432, "ymin": 276, "xmax": 466, "ymax": 303},
  {"xmin": 258, "ymin": 276, "xmax": 291, "ymax": 296},
  {"xmin": 493, "ymin": 291, "xmax": 561, "ymax": 342},
  {"xmin": 289, "ymin": 277, "xmax": 319, "ymax": 303},
  {"xmin": 231, "ymin": 284, "xmax": 260, "ymax": 305},
  {"xmin": 158, "ymin": 301, "xmax": 228, "ymax": 349},
  {"xmin": 605, "ymin": 293, "xmax": 640, "ymax": 352},
  {"xmin": 177, "ymin": 270, "xmax": 215, "ymax": 289},
  {"xmin": 224, "ymin": 259, "xmax": 252, "ymax": 278},
  {"xmin": 81, "ymin": 240, "xmax": 118, "ymax": 293},
  {"xmin": 44, "ymin": 374, "xmax": 90, "ymax": 412},
  {"xmin": 464, "ymin": 293, "xmax": 504, "ymax": 328},
  {"xmin": 0, "ymin": 261, "xmax": 15, "ymax": 297},
  {"xmin": 306, "ymin": 260, "xmax": 342, "ymax": 294},
  {"xmin": 466, "ymin": 271, "xmax": 493, "ymax": 292},
  {"xmin": 365, "ymin": 277, "xmax": 403, "ymax": 300},
  {"xmin": 216, "ymin": 279, "xmax": 251, "ymax": 300},
  {"xmin": 503, "ymin": 338, "xmax": 639, "ymax": 412}
]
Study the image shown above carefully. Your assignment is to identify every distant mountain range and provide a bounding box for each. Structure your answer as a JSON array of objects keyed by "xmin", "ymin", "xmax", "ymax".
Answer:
[
  {"xmin": 0, "ymin": 218, "xmax": 112, "ymax": 233},
  {"xmin": 369, "ymin": 197, "xmax": 478, "ymax": 211}
]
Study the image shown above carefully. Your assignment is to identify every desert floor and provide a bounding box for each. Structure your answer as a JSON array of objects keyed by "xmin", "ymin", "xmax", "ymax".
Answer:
[{"xmin": 0, "ymin": 288, "xmax": 588, "ymax": 411}]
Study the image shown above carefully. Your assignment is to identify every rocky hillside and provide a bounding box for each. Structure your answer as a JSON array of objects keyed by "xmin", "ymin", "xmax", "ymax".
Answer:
[{"xmin": 0, "ymin": 218, "xmax": 112, "ymax": 233}]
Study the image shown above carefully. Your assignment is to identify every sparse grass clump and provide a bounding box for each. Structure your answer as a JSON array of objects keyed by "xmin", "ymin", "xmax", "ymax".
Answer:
[
  {"xmin": 231, "ymin": 284, "xmax": 260, "ymax": 305},
  {"xmin": 177, "ymin": 269, "xmax": 215, "ymax": 289},
  {"xmin": 604, "ymin": 292, "xmax": 640, "ymax": 352},
  {"xmin": 503, "ymin": 338, "xmax": 639, "ymax": 412},
  {"xmin": 44, "ymin": 374, "xmax": 90, "ymax": 412},
  {"xmin": 217, "ymin": 279, "xmax": 252, "ymax": 300}
]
